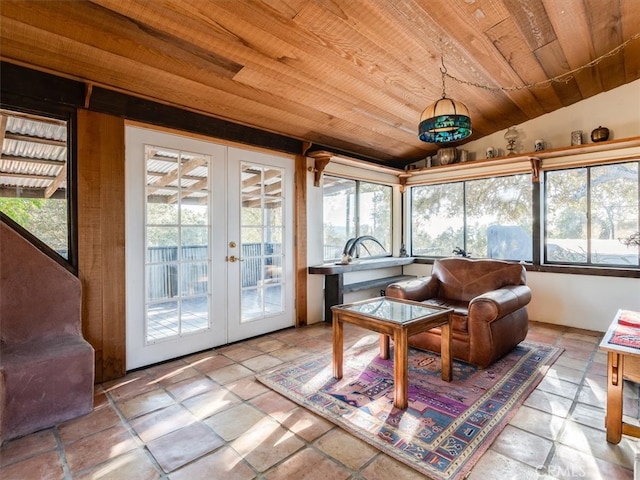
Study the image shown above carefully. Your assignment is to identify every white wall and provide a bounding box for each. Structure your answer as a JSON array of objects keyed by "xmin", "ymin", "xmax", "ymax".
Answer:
[
  {"xmin": 462, "ymin": 79, "xmax": 640, "ymax": 159},
  {"xmin": 306, "ymin": 156, "xmax": 325, "ymax": 325},
  {"xmin": 526, "ymin": 272, "xmax": 639, "ymax": 331},
  {"xmin": 306, "ymin": 80, "xmax": 640, "ymax": 331}
]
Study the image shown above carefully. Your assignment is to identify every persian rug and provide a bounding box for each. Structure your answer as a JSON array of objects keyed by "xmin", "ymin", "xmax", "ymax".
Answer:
[{"xmin": 257, "ymin": 338, "xmax": 562, "ymax": 480}]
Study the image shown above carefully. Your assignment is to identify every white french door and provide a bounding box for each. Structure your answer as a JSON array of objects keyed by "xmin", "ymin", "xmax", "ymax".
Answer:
[
  {"xmin": 226, "ymin": 148, "xmax": 294, "ymax": 342},
  {"xmin": 125, "ymin": 127, "xmax": 294, "ymax": 369}
]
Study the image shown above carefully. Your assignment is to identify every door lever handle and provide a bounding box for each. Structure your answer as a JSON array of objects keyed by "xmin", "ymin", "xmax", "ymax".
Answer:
[{"xmin": 227, "ymin": 255, "xmax": 243, "ymax": 262}]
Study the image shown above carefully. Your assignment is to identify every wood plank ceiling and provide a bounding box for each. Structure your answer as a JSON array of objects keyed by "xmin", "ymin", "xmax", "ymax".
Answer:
[{"xmin": 1, "ymin": 0, "xmax": 639, "ymax": 168}]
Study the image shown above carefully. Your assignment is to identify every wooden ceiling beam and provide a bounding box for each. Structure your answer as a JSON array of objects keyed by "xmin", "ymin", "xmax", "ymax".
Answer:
[
  {"xmin": 0, "ymin": 171, "xmax": 58, "ymax": 181},
  {"xmin": 148, "ymin": 157, "xmax": 206, "ymax": 189},
  {"xmin": 542, "ymin": 0, "xmax": 603, "ymax": 99},
  {"xmin": 585, "ymin": 0, "xmax": 625, "ymax": 92},
  {"xmin": 44, "ymin": 163, "xmax": 67, "ymax": 199},
  {"xmin": 1, "ymin": 155, "xmax": 65, "ymax": 166},
  {"xmin": 3, "ymin": 132, "xmax": 66, "ymax": 148},
  {"xmin": 620, "ymin": 0, "xmax": 640, "ymax": 82},
  {"xmin": 0, "ymin": 115, "xmax": 7, "ymax": 147}
]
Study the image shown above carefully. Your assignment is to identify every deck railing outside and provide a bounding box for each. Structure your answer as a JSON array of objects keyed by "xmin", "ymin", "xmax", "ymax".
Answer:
[{"xmin": 146, "ymin": 243, "xmax": 281, "ymax": 300}]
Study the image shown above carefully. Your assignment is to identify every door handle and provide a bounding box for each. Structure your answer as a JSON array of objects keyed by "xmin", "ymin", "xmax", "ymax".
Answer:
[{"xmin": 227, "ymin": 255, "xmax": 243, "ymax": 263}]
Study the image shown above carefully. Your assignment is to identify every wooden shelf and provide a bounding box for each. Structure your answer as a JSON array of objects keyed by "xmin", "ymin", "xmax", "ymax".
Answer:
[
  {"xmin": 308, "ymin": 256, "xmax": 415, "ymax": 275},
  {"xmin": 410, "ymin": 136, "xmax": 640, "ymax": 173},
  {"xmin": 306, "ymin": 137, "xmax": 640, "ymax": 188},
  {"xmin": 309, "ymin": 257, "xmax": 417, "ymax": 321},
  {"xmin": 402, "ymin": 136, "xmax": 640, "ymax": 185},
  {"xmin": 343, "ymin": 274, "xmax": 416, "ymax": 294}
]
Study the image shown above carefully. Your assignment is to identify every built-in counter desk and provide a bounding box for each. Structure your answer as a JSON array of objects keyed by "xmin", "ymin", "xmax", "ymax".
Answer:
[{"xmin": 309, "ymin": 257, "xmax": 417, "ymax": 322}]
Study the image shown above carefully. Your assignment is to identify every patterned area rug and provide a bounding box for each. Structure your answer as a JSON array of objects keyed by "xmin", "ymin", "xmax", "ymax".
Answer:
[{"xmin": 257, "ymin": 338, "xmax": 562, "ymax": 480}]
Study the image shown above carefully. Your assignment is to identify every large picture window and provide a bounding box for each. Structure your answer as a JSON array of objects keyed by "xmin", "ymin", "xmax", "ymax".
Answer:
[
  {"xmin": 411, "ymin": 174, "xmax": 533, "ymax": 261},
  {"xmin": 322, "ymin": 175, "xmax": 392, "ymax": 261},
  {"xmin": 545, "ymin": 162, "xmax": 639, "ymax": 267},
  {"xmin": 0, "ymin": 109, "xmax": 71, "ymax": 261}
]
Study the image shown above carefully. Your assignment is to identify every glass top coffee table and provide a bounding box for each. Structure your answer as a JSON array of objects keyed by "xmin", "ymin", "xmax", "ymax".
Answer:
[{"xmin": 331, "ymin": 297, "xmax": 453, "ymax": 409}]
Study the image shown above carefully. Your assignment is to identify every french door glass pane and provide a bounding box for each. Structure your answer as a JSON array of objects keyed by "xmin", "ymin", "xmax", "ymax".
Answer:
[
  {"xmin": 147, "ymin": 201, "xmax": 178, "ymax": 225},
  {"xmin": 144, "ymin": 146, "xmax": 211, "ymax": 343},
  {"xmin": 240, "ymin": 163, "xmax": 285, "ymax": 322}
]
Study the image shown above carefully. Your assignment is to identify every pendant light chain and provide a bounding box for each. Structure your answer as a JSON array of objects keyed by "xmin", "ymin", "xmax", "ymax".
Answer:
[
  {"xmin": 440, "ymin": 56, "xmax": 448, "ymax": 98},
  {"xmin": 444, "ymin": 32, "xmax": 640, "ymax": 92}
]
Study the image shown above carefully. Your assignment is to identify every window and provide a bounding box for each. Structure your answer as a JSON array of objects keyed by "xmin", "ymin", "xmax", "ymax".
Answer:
[
  {"xmin": 411, "ymin": 182, "xmax": 463, "ymax": 257},
  {"xmin": 0, "ymin": 109, "xmax": 71, "ymax": 261},
  {"xmin": 323, "ymin": 176, "xmax": 392, "ymax": 261},
  {"xmin": 545, "ymin": 162, "xmax": 639, "ymax": 267},
  {"xmin": 411, "ymin": 174, "xmax": 532, "ymax": 261}
]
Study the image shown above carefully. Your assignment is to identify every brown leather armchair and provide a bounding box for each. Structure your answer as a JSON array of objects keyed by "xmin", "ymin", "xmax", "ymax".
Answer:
[{"xmin": 385, "ymin": 257, "xmax": 531, "ymax": 368}]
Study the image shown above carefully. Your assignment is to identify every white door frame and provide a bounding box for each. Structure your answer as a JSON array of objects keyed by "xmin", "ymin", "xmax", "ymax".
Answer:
[{"xmin": 125, "ymin": 125, "xmax": 294, "ymax": 370}]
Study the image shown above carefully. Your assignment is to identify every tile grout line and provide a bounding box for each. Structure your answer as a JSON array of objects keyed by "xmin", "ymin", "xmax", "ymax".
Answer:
[
  {"xmin": 101, "ymin": 385, "xmax": 171, "ymax": 479},
  {"xmin": 51, "ymin": 428, "xmax": 72, "ymax": 480},
  {"xmin": 537, "ymin": 333, "xmax": 610, "ymax": 475}
]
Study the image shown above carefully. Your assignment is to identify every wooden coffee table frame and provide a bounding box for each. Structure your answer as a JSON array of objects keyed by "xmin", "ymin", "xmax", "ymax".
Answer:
[{"xmin": 331, "ymin": 297, "xmax": 453, "ymax": 409}]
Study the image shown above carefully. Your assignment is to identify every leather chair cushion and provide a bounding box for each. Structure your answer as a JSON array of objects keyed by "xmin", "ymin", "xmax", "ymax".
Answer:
[
  {"xmin": 422, "ymin": 297, "xmax": 469, "ymax": 333},
  {"xmin": 432, "ymin": 258, "xmax": 526, "ymax": 303}
]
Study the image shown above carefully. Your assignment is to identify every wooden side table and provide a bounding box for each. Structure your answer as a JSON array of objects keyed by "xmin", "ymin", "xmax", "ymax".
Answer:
[
  {"xmin": 331, "ymin": 297, "xmax": 452, "ymax": 409},
  {"xmin": 599, "ymin": 309, "xmax": 640, "ymax": 444}
]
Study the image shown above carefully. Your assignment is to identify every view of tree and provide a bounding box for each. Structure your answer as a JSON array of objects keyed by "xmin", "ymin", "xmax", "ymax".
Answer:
[
  {"xmin": 467, "ymin": 175, "xmax": 532, "ymax": 260},
  {"xmin": 322, "ymin": 177, "xmax": 392, "ymax": 260},
  {"xmin": 359, "ymin": 181, "xmax": 392, "ymax": 252},
  {"xmin": 412, "ymin": 162, "xmax": 639, "ymax": 266},
  {"xmin": 546, "ymin": 168, "xmax": 588, "ymax": 262},
  {"xmin": 546, "ymin": 162, "xmax": 639, "ymax": 265},
  {"xmin": 0, "ymin": 110, "xmax": 69, "ymax": 260},
  {"xmin": 0, "ymin": 198, "xmax": 68, "ymax": 256},
  {"xmin": 411, "ymin": 175, "xmax": 532, "ymax": 260},
  {"xmin": 411, "ymin": 182, "xmax": 464, "ymax": 257},
  {"xmin": 323, "ymin": 177, "xmax": 356, "ymax": 259}
]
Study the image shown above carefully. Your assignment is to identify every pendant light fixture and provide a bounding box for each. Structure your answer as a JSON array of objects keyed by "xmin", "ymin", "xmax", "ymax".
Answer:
[{"xmin": 418, "ymin": 57, "xmax": 472, "ymax": 144}]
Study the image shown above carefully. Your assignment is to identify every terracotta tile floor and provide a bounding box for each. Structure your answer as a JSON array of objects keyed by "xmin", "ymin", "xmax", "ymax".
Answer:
[{"xmin": 1, "ymin": 321, "xmax": 638, "ymax": 479}]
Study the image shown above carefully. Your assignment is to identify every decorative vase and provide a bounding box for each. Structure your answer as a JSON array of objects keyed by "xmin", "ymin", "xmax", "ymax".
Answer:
[
  {"xmin": 571, "ymin": 130, "xmax": 582, "ymax": 146},
  {"xmin": 437, "ymin": 147, "xmax": 457, "ymax": 165},
  {"xmin": 591, "ymin": 126, "xmax": 609, "ymax": 142},
  {"xmin": 504, "ymin": 126, "xmax": 518, "ymax": 155}
]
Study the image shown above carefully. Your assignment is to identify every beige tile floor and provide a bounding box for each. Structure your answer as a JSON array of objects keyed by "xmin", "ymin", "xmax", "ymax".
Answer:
[{"xmin": 1, "ymin": 321, "xmax": 638, "ymax": 479}]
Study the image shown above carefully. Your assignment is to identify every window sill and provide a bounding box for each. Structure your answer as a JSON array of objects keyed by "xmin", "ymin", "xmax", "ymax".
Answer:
[{"xmin": 411, "ymin": 257, "xmax": 640, "ymax": 278}]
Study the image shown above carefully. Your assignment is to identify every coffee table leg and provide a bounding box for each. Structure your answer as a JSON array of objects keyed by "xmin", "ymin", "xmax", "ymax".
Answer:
[
  {"xmin": 393, "ymin": 329, "xmax": 408, "ymax": 409},
  {"xmin": 332, "ymin": 313, "xmax": 343, "ymax": 379},
  {"xmin": 380, "ymin": 334, "xmax": 390, "ymax": 359},
  {"xmin": 441, "ymin": 318, "xmax": 452, "ymax": 382}
]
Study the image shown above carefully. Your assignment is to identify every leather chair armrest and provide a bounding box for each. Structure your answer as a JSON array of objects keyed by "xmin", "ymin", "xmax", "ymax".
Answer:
[
  {"xmin": 385, "ymin": 275, "xmax": 439, "ymax": 301},
  {"xmin": 469, "ymin": 285, "xmax": 532, "ymax": 323}
]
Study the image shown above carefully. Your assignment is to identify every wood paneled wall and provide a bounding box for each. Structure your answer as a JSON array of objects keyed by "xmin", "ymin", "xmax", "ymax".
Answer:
[
  {"xmin": 77, "ymin": 109, "xmax": 126, "ymax": 383},
  {"xmin": 295, "ymin": 153, "xmax": 307, "ymax": 328}
]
